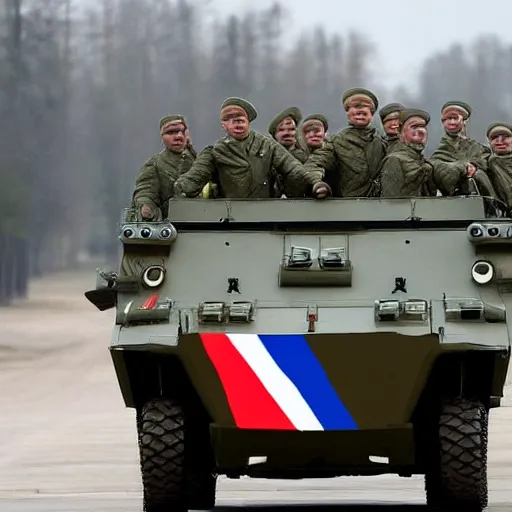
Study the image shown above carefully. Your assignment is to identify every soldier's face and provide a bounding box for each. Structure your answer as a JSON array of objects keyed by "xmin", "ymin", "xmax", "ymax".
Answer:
[
  {"xmin": 303, "ymin": 122, "xmax": 325, "ymax": 148},
  {"xmin": 401, "ymin": 117, "xmax": 428, "ymax": 146},
  {"xmin": 347, "ymin": 105, "xmax": 373, "ymax": 128},
  {"xmin": 275, "ymin": 117, "xmax": 297, "ymax": 147},
  {"xmin": 383, "ymin": 117, "xmax": 400, "ymax": 135},
  {"xmin": 221, "ymin": 115, "xmax": 250, "ymax": 140},
  {"xmin": 162, "ymin": 124, "xmax": 187, "ymax": 152},
  {"xmin": 490, "ymin": 133, "xmax": 512, "ymax": 154},
  {"xmin": 442, "ymin": 111, "xmax": 464, "ymax": 133}
]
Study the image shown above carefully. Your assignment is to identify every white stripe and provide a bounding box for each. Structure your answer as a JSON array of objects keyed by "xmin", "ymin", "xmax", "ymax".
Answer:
[{"xmin": 227, "ymin": 334, "xmax": 324, "ymax": 431}]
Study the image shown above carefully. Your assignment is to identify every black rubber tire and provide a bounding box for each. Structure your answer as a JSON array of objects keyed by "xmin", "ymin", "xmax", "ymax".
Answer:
[
  {"xmin": 138, "ymin": 398, "xmax": 186, "ymax": 512},
  {"xmin": 186, "ymin": 422, "xmax": 217, "ymax": 509},
  {"xmin": 425, "ymin": 397, "xmax": 488, "ymax": 511},
  {"xmin": 187, "ymin": 468, "xmax": 217, "ymax": 509}
]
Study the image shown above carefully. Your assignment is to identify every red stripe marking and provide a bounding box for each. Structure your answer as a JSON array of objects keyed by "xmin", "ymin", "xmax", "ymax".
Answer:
[{"xmin": 200, "ymin": 333, "xmax": 295, "ymax": 430}]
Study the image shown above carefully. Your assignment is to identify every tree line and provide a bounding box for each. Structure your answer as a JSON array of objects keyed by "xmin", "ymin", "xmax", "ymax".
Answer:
[{"xmin": 1, "ymin": 0, "xmax": 511, "ymax": 302}]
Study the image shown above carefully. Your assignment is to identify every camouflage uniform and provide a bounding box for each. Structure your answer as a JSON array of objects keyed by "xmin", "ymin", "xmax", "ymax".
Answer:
[
  {"xmin": 430, "ymin": 101, "xmax": 492, "ymax": 195},
  {"xmin": 380, "ymin": 109, "xmax": 472, "ymax": 197},
  {"xmin": 379, "ymin": 103, "xmax": 405, "ymax": 155},
  {"xmin": 268, "ymin": 107, "xmax": 308, "ymax": 163},
  {"xmin": 485, "ymin": 123, "xmax": 512, "ymax": 209},
  {"xmin": 303, "ymin": 88, "xmax": 386, "ymax": 197},
  {"xmin": 132, "ymin": 115, "xmax": 196, "ymax": 220},
  {"xmin": 174, "ymin": 97, "xmax": 331, "ymax": 199}
]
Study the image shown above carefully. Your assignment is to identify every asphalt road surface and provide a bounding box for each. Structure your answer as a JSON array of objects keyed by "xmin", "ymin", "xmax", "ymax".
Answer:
[{"xmin": 0, "ymin": 270, "xmax": 511, "ymax": 511}]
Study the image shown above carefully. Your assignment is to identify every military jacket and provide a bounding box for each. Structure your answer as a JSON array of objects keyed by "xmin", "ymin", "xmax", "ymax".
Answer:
[
  {"xmin": 132, "ymin": 147, "xmax": 195, "ymax": 219},
  {"xmin": 380, "ymin": 142, "xmax": 468, "ymax": 197},
  {"xmin": 174, "ymin": 131, "xmax": 319, "ymax": 198},
  {"xmin": 487, "ymin": 153, "xmax": 512, "ymax": 208},
  {"xmin": 303, "ymin": 126, "xmax": 386, "ymax": 197}
]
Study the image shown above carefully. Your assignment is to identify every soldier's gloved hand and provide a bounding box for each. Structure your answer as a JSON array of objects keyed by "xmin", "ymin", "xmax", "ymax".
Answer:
[
  {"xmin": 312, "ymin": 181, "xmax": 332, "ymax": 199},
  {"xmin": 173, "ymin": 181, "xmax": 187, "ymax": 197},
  {"xmin": 140, "ymin": 204, "xmax": 154, "ymax": 220}
]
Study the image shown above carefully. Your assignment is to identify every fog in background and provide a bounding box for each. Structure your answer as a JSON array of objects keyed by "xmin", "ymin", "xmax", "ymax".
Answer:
[{"xmin": 2, "ymin": 0, "xmax": 512, "ymax": 303}]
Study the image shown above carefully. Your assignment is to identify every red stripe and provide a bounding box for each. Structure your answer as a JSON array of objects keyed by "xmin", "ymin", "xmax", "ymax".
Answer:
[{"xmin": 200, "ymin": 333, "xmax": 295, "ymax": 430}]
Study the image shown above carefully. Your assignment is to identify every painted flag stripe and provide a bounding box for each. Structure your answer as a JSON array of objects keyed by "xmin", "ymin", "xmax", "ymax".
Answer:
[
  {"xmin": 259, "ymin": 334, "xmax": 358, "ymax": 431},
  {"xmin": 200, "ymin": 333, "xmax": 295, "ymax": 430},
  {"xmin": 228, "ymin": 334, "xmax": 324, "ymax": 431}
]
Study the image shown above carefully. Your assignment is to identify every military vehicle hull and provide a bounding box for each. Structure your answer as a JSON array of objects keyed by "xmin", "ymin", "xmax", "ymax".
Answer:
[
  {"xmin": 88, "ymin": 196, "xmax": 512, "ymax": 510},
  {"xmin": 111, "ymin": 334, "xmax": 508, "ymax": 477}
]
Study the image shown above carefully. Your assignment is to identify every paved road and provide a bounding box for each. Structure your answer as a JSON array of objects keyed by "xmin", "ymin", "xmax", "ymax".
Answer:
[{"xmin": 0, "ymin": 270, "xmax": 511, "ymax": 511}]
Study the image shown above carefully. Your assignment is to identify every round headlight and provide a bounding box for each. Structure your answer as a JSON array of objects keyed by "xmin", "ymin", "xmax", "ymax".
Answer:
[
  {"xmin": 160, "ymin": 227, "xmax": 171, "ymax": 239},
  {"xmin": 142, "ymin": 265, "xmax": 166, "ymax": 288},
  {"xmin": 140, "ymin": 227, "xmax": 152, "ymax": 238},
  {"xmin": 123, "ymin": 227, "xmax": 134, "ymax": 238},
  {"xmin": 487, "ymin": 225, "xmax": 500, "ymax": 237},
  {"xmin": 159, "ymin": 224, "xmax": 177, "ymax": 242},
  {"xmin": 469, "ymin": 225, "xmax": 483, "ymax": 238},
  {"xmin": 471, "ymin": 260, "xmax": 494, "ymax": 284}
]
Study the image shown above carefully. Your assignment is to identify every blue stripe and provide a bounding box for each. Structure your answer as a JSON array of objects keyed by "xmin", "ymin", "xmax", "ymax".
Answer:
[{"xmin": 258, "ymin": 334, "xmax": 358, "ymax": 431}]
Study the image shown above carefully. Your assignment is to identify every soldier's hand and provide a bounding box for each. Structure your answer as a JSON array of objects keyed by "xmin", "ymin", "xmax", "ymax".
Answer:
[
  {"xmin": 312, "ymin": 181, "xmax": 332, "ymax": 199},
  {"xmin": 140, "ymin": 204, "xmax": 154, "ymax": 220},
  {"xmin": 466, "ymin": 163, "xmax": 476, "ymax": 178},
  {"xmin": 173, "ymin": 181, "xmax": 187, "ymax": 197}
]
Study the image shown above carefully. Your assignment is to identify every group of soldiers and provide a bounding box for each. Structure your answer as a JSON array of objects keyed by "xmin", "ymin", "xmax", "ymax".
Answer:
[{"xmin": 131, "ymin": 87, "xmax": 512, "ymax": 221}]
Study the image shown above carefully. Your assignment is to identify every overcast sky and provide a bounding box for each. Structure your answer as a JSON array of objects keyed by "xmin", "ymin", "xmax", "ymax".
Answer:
[{"xmin": 210, "ymin": 0, "xmax": 509, "ymax": 92}]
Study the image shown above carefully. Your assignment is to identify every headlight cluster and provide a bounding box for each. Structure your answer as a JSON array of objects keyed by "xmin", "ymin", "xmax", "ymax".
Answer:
[
  {"xmin": 467, "ymin": 222, "xmax": 512, "ymax": 241},
  {"xmin": 121, "ymin": 225, "xmax": 176, "ymax": 240},
  {"xmin": 119, "ymin": 222, "xmax": 177, "ymax": 244}
]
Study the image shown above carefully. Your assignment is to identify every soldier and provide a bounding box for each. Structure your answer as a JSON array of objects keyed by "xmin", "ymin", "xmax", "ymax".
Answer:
[
  {"xmin": 485, "ymin": 123, "xmax": 512, "ymax": 210},
  {"xmin": 303, "ymin": 87, "xmax": 386, "ymax": 197},
  {"xmin": 379, "ymin": 102, "xmax": 405, "ymax": 154},
  {"xmin": 173, "ymin": 97, "xmax": 331, "ymax": 199},
  {"xmin": 380, "ymin": 109, "xmax": 477, "ymax": 197},
  {"xmin": 301, "ymin": 114, "xmax": 329, "ymax": 154},
  {"xmin": 430, "ymin": 101, "xmax": 491, "ymax": 195},
  {"xmin": 268, "ymin": 107, "xmax": 308, "ymax": 163},
  {"xmin": 132, "ymin": 115, "xmax": 196, "ymax": 220}
]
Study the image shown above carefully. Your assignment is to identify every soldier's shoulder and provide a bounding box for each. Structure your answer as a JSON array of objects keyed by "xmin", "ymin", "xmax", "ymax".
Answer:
[
  {"xmin": 330, "ymin": 128, "xmax": 349, "ymax": 139},
  {"xmin": 487, "ymin": 153, "xmax": 499, "ymax": 165},
  {"xmin": 382, "ymin": 150, "xmax": 408, "ymax": 165},
  {"xmin": 252, "ymin": 131, "xmax": 275, "ymax": 145},
  {"xmin": 212, "ymin": 136, "xmax": 231, "ymax": 148},
  {"xmin": 138, "ymin": 153, "xmax": 160, "ymax": 173},
  {"xmin": 146, "ymin": 152, "xmax": 162, "ymax": 163},
  {"xmin": 198, "ymin": 144, "xmax": 215, "ymax": 153}
]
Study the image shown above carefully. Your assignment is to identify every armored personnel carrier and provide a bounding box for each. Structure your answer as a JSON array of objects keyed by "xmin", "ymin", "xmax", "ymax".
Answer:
[{"xmin": 86, "ymin": 195, "xmax": 511, "ymax": 512}]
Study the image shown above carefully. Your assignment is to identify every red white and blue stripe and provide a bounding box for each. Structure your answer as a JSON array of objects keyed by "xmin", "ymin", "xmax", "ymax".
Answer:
[{"xmin": 200, "ymin": 333, "xmax": 358, "ymax": 431}]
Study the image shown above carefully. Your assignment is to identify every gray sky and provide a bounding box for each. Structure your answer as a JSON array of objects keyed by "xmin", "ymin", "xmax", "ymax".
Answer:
[{"xmin": 211, "ymin": 0, "xmax": 509, "ymax": 92}]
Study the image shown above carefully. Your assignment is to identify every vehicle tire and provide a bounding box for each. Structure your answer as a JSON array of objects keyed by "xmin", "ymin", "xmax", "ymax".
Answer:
[
  {"xmin": 187, "ymin": 467, "xmax": 217, "ymax": 509},
  {"xmin": 138, "ymin": 398, "xmax": 186, "ymax": 512},
  {"xmin": 425, "ymin": 397, "xmax": 488, "ymax": 511},
  {"xmin": 186, "ymin": 422, "xmax": 217, "ymax": 509}
]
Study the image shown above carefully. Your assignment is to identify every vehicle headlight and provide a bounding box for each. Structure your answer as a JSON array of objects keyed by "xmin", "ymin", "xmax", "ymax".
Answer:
[
  {"xmin": 471, "ymin": 260, "xmax": 494, "ymax": 284},
  {"xmin": 140, "ymin": 227, "xmax": 152, "ymax": 238},
  {"xmin": 486, "ymin": 225, "xmax": 500, "ymax": 237},
  {"xmin": 142, "ymin": 265, "xmax": 166, "ymax": 288},
  {"xmin": 468, "ymin": 224, "xmax": 484, "ymax": 238},
  {"xmin": 158, "ymin": 225, "xmax": 177, "ymax": 241}
]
